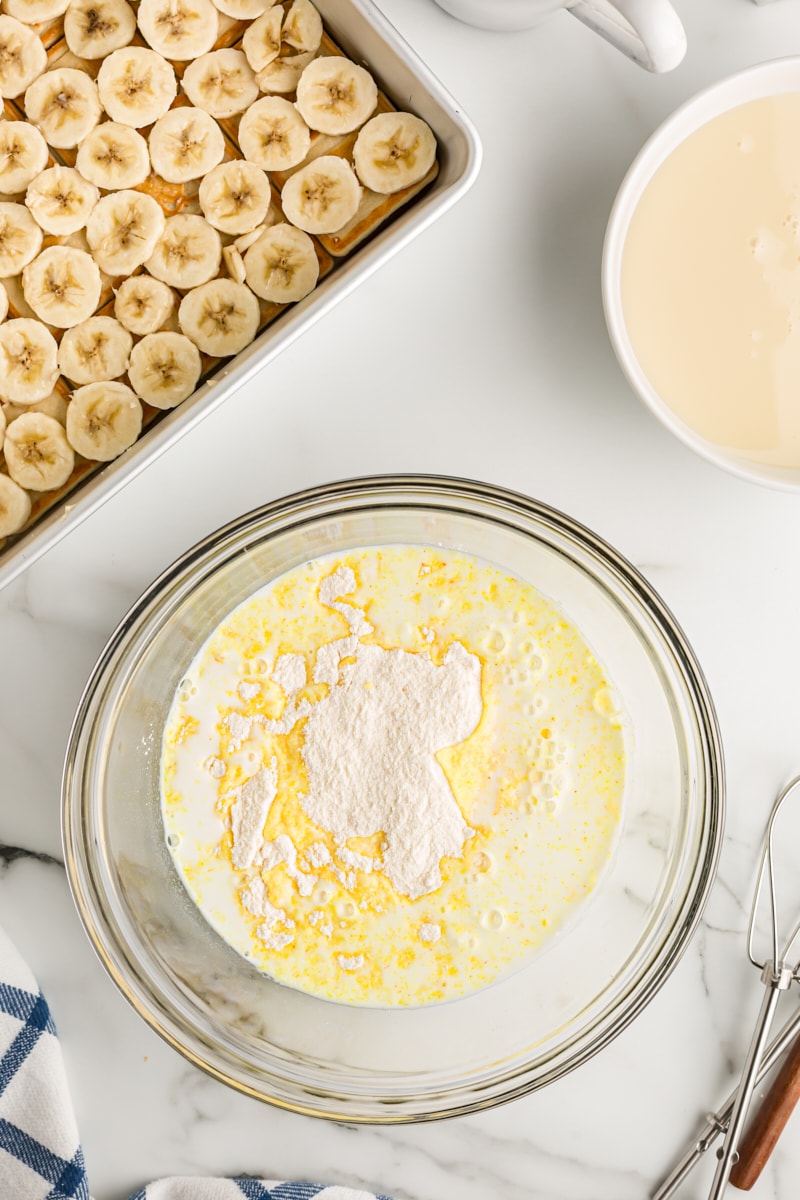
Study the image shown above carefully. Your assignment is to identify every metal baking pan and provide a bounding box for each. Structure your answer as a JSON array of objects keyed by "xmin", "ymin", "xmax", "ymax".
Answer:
[{"xmin": 0, "ymin": 0, "xmax": 481, "ymax": 593}]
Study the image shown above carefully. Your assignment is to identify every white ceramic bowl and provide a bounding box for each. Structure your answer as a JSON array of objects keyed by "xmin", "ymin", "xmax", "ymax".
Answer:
[{"xmin": 603, "ymin": 57, "xmax": 800, "ymax": 491}]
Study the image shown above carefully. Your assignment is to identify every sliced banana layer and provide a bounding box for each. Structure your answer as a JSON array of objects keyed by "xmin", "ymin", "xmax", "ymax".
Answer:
[
  {"xmin": 145, "ymin": 213, "xmax": 222, "ymax": 289},
  {"xmin": 148, "ymin": 106, "xmax": 225, "ymax": 185},
  {"xmin": 86, "ymin": 189, "xmax": 166, "ymax": 275},
  {"xmin": 353, "ymin": 112, "xmax": 437, "ymax": 194},
  {"xmin": 178, "ymin": 277, "xmax": 260, "ymax": 356},
  {"xmin": 4, "ymin": 412, "xmax": 73, "ymax": 491},
  {"xmin": 5, "ymin": 0, "xmax": 70, "ymax": 24},
  {"xmin": 211, "ymin": 0, "xmax": 275, "ymax": 20},
  {"xmin": 76, "ymin": 122, "xmax": 151, "ymax": 191},
  {"xmin": 138, "ymin": 0, "xmax": 219, "ymax": 61},
  {"xmin": 64, "ymin": 0, "xmax": 137, "ymax": 59},
  {"xmin": 198, "ymin": 159, "xmax": 271, "ymax": 234},
  {"xmin": 58, "ymin": 315, "xmax": 132, "ymax": 384},
  {"xmin": 280, "ymin": 154, "xmax": 361, "ymax": 234},
  {"xmin": 25, "ymin": 166, "xmax": 99, "ymax": 236},
  {"xmin": 0, "ymin": 121, "xmax": 48, "ymax": 196},
  {"xmin": 97, "ymin": 47, "xmax": 178, "ymax": 128},
  {"xmin": 22, "ymin": 245, "xmax": 102, "ymax": 327},
  {"xmin": 114, "ymin": 274, "xmax": 174, "ymax": 335},
  {"xmin": 295, "ymin": 56, "xmax": 377, "ymax": 136},
  {"xmin": 0, "ymin": 318, "xmax": 58, "ymax": 404},
  {"xmin": 66, "ymin": 381, "xmax": 142, "ymax": 461},
  {"xmin": 0, "ymin": 473, "xmax": 31, "ymax": 538},
  {"xmin": 256, "ymin": 54, "xmax": 312, "ymax": 96},
  {"xmin": 0, "ymin": 202, "xmax": 43, "ymax": 277},
  {"xmin": 182, "ymin": 49, "xmax": 259, "ymax": 119},
  {"xmin": 238, "ymin": 95, "xmax": 310, "ymax": 172},
  {"xmin": 243, "ymin": 220, "xmax": 317, "ymax": 303},
  {"xmin": 0, "ymin": 16, "xmax": 46, "ymax": 100},
  {"xmin": 24, "ymin": 67, "xmax": 103, "ymax": 149},
  {"xmin": 127, "ymin": 330, "xmax": 201, "ymax": 408}
]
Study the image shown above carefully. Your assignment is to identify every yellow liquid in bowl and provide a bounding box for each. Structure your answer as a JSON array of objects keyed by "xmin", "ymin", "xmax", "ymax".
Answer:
[
  {"xmin": 622, "ymin": 93, "xmax": 800, "ymax": 468},
  {"xmin": 161, "ymin": 546, "xmax": 625, "ymax": 1007}
]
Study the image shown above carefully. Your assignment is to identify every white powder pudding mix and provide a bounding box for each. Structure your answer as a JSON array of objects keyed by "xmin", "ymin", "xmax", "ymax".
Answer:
[{"xmin": 161, "ymin": 546, "xmax": 626, "ymax": 1007}]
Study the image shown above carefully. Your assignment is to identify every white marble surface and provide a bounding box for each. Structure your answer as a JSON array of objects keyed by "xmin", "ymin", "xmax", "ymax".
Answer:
[{"xmin": 4, "ymin": 1, "xmax": 800, "ymax": 1197}]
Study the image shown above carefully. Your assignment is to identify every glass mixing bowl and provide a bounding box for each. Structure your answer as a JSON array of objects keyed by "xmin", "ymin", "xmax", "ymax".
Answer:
[{"xmin": 62, "ymin": 475, "xmax": 723, "ymax": 1122}]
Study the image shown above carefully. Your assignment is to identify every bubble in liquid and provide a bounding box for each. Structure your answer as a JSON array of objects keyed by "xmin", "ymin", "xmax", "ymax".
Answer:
[
  {"xmin": 489, "ymin": 630, "xmax": 507, "ymax": 652},
  {"xmin": 180, "ymin": 677, "xmax": 192, "ymax": 691},
  {"xmin": 475, "ymin": 851, "xmax": 493, "ymax": 873},
  {"xmin": 167, "ymin": 834, "xmax": 180, "ymax": 848},
  {"xmin": 483, "ymin": 909, "xmax": 505, "ymax": 932},
  {"xmin": 541, "ymin": 782, "xmax": 554, "ymax": 800},
  {"xmin": 313, "ymin": 887, "xmax": 331, "ymax": 906}
]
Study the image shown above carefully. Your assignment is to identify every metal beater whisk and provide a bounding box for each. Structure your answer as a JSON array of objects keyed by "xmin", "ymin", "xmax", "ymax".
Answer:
[{"xmin": 653, "ymin": 774, "xmax": 800, "ymax": 1199}]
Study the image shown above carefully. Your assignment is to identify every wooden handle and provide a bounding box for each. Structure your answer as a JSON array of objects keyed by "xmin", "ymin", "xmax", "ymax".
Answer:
[{"xmin": 730, "ymin": 1027, "xmax": 800, "ymax": 1190}]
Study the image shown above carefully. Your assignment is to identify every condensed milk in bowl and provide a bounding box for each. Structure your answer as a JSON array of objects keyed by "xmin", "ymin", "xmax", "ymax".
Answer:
[{"xmin": 603, "ymin": 58, "xmax": 800, "ymax": 490}]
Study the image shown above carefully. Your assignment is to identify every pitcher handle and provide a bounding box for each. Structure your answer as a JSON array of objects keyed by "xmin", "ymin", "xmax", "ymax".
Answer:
[{"xmin": 568, "ymin": 0, "xmax": 686, "ymax": 73}]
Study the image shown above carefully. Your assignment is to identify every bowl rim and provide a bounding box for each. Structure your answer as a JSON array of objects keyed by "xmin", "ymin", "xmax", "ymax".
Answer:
[
  {"xmin": 61, "ymin": 473, "xmax": 725, "ymax": 1122},
  {"xmin": 602, "ymin": 55, "xmax": 800, "ymax": 492}
]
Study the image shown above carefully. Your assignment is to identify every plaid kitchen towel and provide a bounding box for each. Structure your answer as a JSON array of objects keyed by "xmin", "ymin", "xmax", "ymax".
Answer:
[{"xmin": 0, "ymin": 925, "xmax": 390, "ymax": 1200}]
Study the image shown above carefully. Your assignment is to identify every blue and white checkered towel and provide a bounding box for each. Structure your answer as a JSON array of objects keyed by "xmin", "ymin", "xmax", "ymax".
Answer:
[{"xmin": 0, "ymin": 925, "xmax": 390, "ymax": 1200}]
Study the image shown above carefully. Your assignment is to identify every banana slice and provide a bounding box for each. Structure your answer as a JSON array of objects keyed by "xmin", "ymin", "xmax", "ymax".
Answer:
[
  {"xmin": 255, "ymin": 50, "xmax": 313, "ymax": 96},
  {"xmin": 198, "ymin": 159, "xmax": 271, "ymax": 235},
  {"xmin": 352, "ymin": 112, "xmax": 436, "ymax": 195},
  {"xmin": 4, "ymin": 412, "xmax": 73, "ymax": 490},
  {"xmin": 75, "ymin": 122, "xmax": 150, "ymax": 191},
  {"xmin": 22, "ymin": 245, "xmax": 102, "ymax": 327},
  {"xmin": 243, "ymin": 221, "xmax": 317, "ymax": 302},
  {"xmin": 144, "ymin": 213, "xmax": 222, "ymax": 288},
  {"xmin": 0, "ymin": 318, "xmax": 58, "ymax": 404},
  {"xmin": 0, "ymin": 202, "xmax": 43, "ymax": 276},
  {"xmin": 65, "ymin": 380, "xmax": 142, "ymax": 461},
  {"xmin": 24, "ymin": 67, "xmax": 103, "ymax": 149},
  {"xmin": 25, "ymin": 166, "xmax": 99, "ymax": 235},
  {"xmin": 241, "ymin": 7, "xmax": 281, "ymax": 72},
  {"xmin": 0, "ymin": 473, "xmax": 31, "ymax": 538},
  {"xmin": 178, "ymin": 277, "xmax": 259, "ymax": 356},
  {"xmin": 238, "ymin": 96, "xmax": 310, "ymax": 172},
  {"xmin": 0, "ymin": 281, "xmax": 7, "ymax": 323},
  {"xmin": 5, "ymin": 0, "xmax": 70, "ymax": 24},
  {"xmin": 182, "ymin": 49, "xmax": 258, "ymax": 120},
  {"xmin": 86, "ymin": 189, "xmax": 166, "ymax": 275},
  {"xmin": 148, "ymin": 106, "xmax": 225, "ymax": 185},
  {"xmin": 295, "ymin": 56, "xmax": 377, "ymax": 136},
  {"xmin": 282, "ymin": 0, "xmax": 322, "ymax": 54},
  {"xmin": 221, "ymin": 242, "xmax": 245, "ymax": 284},
  {"xmin": 58, "ymin": 315, "xmax": 132, "ymax": 384},
  {"xmin": 280, "ymin": 154, "xmax": 361, "ymax": 234},
  {"xmin": 97, "ymin": 47, "xmax": 177, "ymax": 128},
  {"xmin": 0, "ymin": 121, "xmax": 48, "ymax": 195},
  {"xmin": 127, "ymin": 330, "xmax": 201, "ymax": 408},
  {"xmin": 3, "ymin": 388, "xmax": 67, "ymax": 425},
  {"xmin": 0, "ymin": 15, "xmax": 47, "ymax": 98},
  {"xmin": 234, "ymin": 217, "xmax": 274, "ymax": 251},
  {"xmin": 64, "ymin": 0, "xmax": 137, "ymax": 59},
  {"xmin": 137, "ymin": 0, "xmax": 219, "ymax": 61},
  {"xmin": 211, "ymin": 0, "xmax": 274, "ymax": 19},
  {"xmin": 113, "ymin": 274, "xmax": 174, "ymax": 335}
]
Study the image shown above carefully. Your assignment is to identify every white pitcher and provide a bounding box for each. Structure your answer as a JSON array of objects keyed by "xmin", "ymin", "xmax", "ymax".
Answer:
[{"xmin": 430, "ymin": 0, "xmax": 687, "ymax": 73}]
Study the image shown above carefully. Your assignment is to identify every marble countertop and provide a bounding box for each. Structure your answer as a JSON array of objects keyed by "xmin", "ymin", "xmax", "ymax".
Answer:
[{"xmin": 5, "ymin": 1, "xmax": 800, "ymax": 1197}]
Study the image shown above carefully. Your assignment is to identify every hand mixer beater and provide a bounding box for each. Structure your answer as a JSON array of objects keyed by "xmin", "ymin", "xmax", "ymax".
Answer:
[{"xmin": 653, "ymin": 774, "xmax": 800, "ymax": 1199}]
